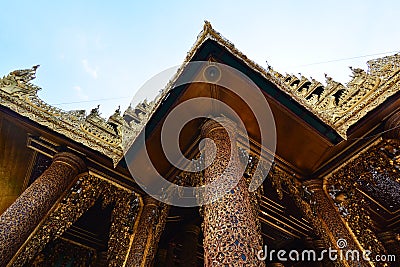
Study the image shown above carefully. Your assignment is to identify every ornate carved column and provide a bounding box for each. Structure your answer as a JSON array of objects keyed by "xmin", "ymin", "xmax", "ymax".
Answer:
[
  {"xmin": 0, "ymin": 152, "xmax": 86, "ymax": 266},
  {"xmin": 380, "ymin": 112, "xmax": 400, "ymax": 258},
  {"xmin": 201, "ymin": 118, "xmax": 265, "ymax": 266},
  {"xmin": 126, "ymin": 195, "xmax": 167, "ymax": 267},
  {"xmin": 303, "ymin": 179, "xmax": 370, "ymax": 267}
]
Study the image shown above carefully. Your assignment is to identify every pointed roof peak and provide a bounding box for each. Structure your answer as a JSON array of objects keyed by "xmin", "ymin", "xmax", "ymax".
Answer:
[
  {"xmin": 203, "ymin": 20, "xmax": 213, "ymax": 32},
  {"xmin": 196, "ymin": 20, "xmax": 223, "ymax": 43}
]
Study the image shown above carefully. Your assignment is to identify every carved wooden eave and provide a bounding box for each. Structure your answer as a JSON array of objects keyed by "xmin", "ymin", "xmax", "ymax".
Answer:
[
  {"xmin": 0, "ymin": 68, "xmax": 126, "ymax": 166},
  {"xmin": 0, "ymin": 65, "xmax": 158, "ymax": 166}
]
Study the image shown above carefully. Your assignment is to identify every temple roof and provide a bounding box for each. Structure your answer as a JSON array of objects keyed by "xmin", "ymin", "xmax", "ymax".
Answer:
[
  {"xmin": 183, "ymin": 22, "xmax": 400, "ymax": 138},
  {"xmin": 1, "ymin": 21, "xmax": 399, "ymax": 166}
]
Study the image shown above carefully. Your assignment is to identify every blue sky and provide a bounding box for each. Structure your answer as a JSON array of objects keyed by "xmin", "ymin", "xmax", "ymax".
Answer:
[{"xmin": 1, "ymin": 1, "xmax": 399, "ymax": 117}]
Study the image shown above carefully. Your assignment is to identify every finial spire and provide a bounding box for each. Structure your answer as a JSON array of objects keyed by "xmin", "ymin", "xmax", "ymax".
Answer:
[
  {"xmin": 90, "ymin": 105, "xmax": 100, "ymax": 116},
  {"xmin": 203, "ymin": 20, "xmax": 213, "ymax": 32}
]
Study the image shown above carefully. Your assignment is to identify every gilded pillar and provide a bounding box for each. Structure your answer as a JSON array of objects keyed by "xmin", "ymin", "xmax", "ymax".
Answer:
[
  {"xmin": 201, "ymin": 118, "xmax": 265, "ymax": 267},
  {"xmin": 0, "ymin": 152, "xmax": 86, "ymax": 266},
  {"xmin": 126, "ymin": 195, "xmax": 165, "ymax": 267},
  {"xmin": 380, "ymin": 112, "xmax": 400, "ymax": 257},
  {"xmin": 303, "ymin": 179, "xmax": 370, "ymax": 267}
]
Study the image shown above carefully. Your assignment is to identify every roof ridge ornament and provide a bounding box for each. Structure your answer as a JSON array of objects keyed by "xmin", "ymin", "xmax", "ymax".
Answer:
[
  {"xmin": 203, "ymin": 20, "xmax": 213, "ymax": 32},
  {"xmin": 0, "ymin": 65, "xmax": 41, "ymax": 96}
]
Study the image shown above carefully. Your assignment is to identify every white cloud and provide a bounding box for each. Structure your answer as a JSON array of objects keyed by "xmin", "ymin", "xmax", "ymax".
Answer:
[
  {"xmin": 81, "ymin": 59, "xmax": 98, "ymax": 79},
  {"xmin": 73, "ymin": 85, "xmax": 89, "ymax": 100}
]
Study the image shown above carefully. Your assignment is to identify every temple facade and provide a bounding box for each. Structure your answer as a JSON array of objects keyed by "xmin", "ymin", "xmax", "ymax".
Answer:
[{"xmin": 0, "ymin": 22, "xmax": 399, "ymax": 266}]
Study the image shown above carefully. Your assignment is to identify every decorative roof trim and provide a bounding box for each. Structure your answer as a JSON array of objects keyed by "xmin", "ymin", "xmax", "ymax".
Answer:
[
  {"xmin": 1, "ymin": 22, "xmax": 399, "ymax": 167},
  {"xmin": 118, "ymin": 21, "xmax": 400, "ymax": 165},
  {"xmin": 184, "ymin": 21, "xmax": 400, "ymax": 139},
  {"xmin": 0, "ymin": 66, "xmax": 126, "ymax": 165}
]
